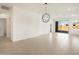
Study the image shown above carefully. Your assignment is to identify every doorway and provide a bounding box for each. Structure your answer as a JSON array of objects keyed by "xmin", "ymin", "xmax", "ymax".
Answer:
[
  {"xmin": 55, "ymin": 21, "xmax": 69, "ymax": 33},
  {"xmin": 0, "ymin": 18, "xmax": 6, "ymax": 37}
]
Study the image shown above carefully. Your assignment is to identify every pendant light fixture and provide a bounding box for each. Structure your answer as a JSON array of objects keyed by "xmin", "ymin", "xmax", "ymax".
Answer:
[{"xmin": 42, "ymin": 3, "xmax": 50, "ymax": 23}]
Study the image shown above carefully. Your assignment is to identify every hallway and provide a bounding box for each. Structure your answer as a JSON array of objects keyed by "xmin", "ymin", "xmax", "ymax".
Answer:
[{"xmin": 0, "ymin": 33, "xmax": 79, "ymax": 55}]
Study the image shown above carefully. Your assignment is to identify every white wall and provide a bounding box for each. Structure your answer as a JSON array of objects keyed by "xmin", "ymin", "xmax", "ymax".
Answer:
[
  {"xmin": 6, "ymin": 15, "xmax": 11, "ymax": 38},
  {"xmin": 11, "ymin": 4, "xmax": 50, "ymax": 41},
  {"xmin": 11, "ymin": 3, "xmax": 79, "ymax": 41}
]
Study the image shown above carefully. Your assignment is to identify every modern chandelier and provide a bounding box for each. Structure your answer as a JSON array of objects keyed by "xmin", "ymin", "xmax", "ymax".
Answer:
[{"xmin": 42, "ymin": 3, "xmax": 50, "ymax": 23}]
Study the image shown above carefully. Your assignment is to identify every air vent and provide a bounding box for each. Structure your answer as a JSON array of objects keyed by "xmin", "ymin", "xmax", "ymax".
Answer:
[{"xmin": 1, "ymin": 5, "xmax": 10, "ymax": 10}]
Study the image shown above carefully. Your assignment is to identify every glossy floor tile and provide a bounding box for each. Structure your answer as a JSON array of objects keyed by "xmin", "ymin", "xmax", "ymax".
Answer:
[{"xmin": 0, "ymin": 33, "xmax": 79, "ymax": 55}]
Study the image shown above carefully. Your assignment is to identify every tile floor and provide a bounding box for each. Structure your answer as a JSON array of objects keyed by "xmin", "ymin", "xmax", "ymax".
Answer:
[{"xmin": 0, "ymin": 33, "xmax": 79, "ymax": 55}]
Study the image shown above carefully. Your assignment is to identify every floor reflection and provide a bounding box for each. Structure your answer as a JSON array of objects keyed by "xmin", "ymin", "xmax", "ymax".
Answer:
[
  {"xmin": 56, "ymin": 33, "xmax": 79, "ymax": 50},
  {"xmin": 48, "ymin": 33, "xmax": 53, "ymax": 48},
  {"xmin": 56, "ymin": 33, "xmax": 69, "ymax": 48},
  {"xmin": 71, "ymin": 35, "xmax": 79, "ymax": 48}
]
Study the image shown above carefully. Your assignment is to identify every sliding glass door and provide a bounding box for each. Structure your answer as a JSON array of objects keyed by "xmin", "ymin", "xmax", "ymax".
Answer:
[
  {"xmin": 55, "ymin": 20, "xmax": 69, "ymax": 33},
  {"xmin": 55, "ymin": 19, "xmax": 79, "ymax": 33}
]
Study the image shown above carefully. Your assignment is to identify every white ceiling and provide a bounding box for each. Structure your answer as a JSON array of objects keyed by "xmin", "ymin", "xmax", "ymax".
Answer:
[
  {"xmin": 0, "ymin": 3, "xmax": 79, "ymax": 11},
  {"xmin": 0, "ymin": 3, "xmax": 79, "ymax": 15}
]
